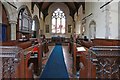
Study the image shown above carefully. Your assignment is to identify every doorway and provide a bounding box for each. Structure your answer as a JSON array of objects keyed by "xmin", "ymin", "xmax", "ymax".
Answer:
[{"xmin": 89, "ymin": 20, "xmax": 96, "ymax": 40}]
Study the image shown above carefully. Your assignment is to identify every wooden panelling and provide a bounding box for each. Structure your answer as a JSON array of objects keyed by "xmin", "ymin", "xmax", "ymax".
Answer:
[
  {"xmin": 1, "ymin": 40, "xmax": 43, "ymax": 79},
  {"xmin": 92, "ymin": 39, "xmax": 120, "ymax": 46},
  {"xmin": 89, "ymin": 46, "xmax": 120, "ymax": 79},
  {"xmin": 2, "ymin": 41, "xmax": 32, "ymax": 49},
  {"xmin": 78, "ymin": 39, "xmax": 120, "ymax": 48},
  {"xmin": 80, "ymin": 40, "xmax": 93, "ymax": 48},
  {"xmin": 17, "ymin": 41, "xmax": 32, "ymax": 49}
]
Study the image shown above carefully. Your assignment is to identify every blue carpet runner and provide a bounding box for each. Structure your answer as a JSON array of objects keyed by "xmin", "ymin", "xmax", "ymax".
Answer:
[{"xmin": 40, "ymin": 45, "xmax": 69, "ymax": 79}]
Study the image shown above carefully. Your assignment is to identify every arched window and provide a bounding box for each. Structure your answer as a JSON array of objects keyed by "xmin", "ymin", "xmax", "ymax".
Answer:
[
  {"xmin": 52, "ymin": 8, "xmax": 66, "ymax": 34},
  {"xmin": 18, "ymin": 7, "xmax": 32, "ymax": 40},
  {"xmin": 19, "ymin": 8, "xmax": 32, "ymax": 33},
  {"xmin": 32, "ymin": 20, "xmax": 35, "ymax": 31}
]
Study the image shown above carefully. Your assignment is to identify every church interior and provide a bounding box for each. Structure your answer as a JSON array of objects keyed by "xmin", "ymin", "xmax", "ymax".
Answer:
[{"xmin": 0, "ymin": 0, "xmax": 120, "ymax": 79}]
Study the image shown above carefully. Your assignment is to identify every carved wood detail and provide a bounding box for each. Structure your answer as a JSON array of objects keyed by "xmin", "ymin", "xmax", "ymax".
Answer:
[
  {"xmin": 89, "ymin": 46, "xmax": 120, "ymax": 79},
  {"xmin": 96, "ymin": 57, "xmax": 120, "ymax": 79}
]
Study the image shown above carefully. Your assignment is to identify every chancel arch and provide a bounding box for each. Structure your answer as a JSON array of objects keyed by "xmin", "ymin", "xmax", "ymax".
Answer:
[{"xmin": 44, "ymin": 2, "xmax": 73, "ymax": 38}]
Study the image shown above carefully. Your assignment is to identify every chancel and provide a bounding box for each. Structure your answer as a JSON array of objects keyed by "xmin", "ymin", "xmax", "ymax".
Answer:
[{"xmin": 0, "ymin": 0, "xmax": 120, "ymax": 79}]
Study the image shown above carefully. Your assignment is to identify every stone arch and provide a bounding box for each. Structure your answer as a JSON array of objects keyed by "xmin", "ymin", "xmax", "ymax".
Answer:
[
  {"xmin": 89, "ymin": 20, "xmax": 96, "ymax": 26},
  {"xmin": 2, "ymin": 3, "xmax": 9, "ymax": 24},
  {"xmin": 78, "ymin": 5, "xmax": 83, "ymax": 16},
  {"xmin": 17, "ymin": 5, "xmax": 32, "ymax": 40},
  {"xmin": 89, "ymin": 20, "xmax": 96, "ymax": 39},
  {"xmin": 1, "ymin": 3, "xmax": 11, "ymax": 41},
  {"xmin": 48, "ymin": 2, "xmax": 70, "ymax": 17},
  {"xmin": 32, "ymin": 15, "xmax": 40, "ymax": 38},
  {"xmin": 46, "ymin": 3, "xmax": 70, "ymax": 36},
  {"xmin": 1, "ymin": 2, "xmax": 17, "ymax": 23},
  {"xmin": 1, "ymin": 3, "xmax": 9, "ymax": 20},
  {"xmin": 18, "ymin": 5, "xmax": 32, "ymax": 17}
]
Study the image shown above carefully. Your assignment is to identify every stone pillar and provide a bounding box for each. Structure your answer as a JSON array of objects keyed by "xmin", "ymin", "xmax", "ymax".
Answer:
[{"xmin": 9, "ymin": 21, "xmax": 17, "ymax": 40}]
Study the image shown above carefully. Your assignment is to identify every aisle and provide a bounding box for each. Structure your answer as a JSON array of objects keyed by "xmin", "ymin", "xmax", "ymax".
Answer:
[{"xmin": 40, "ymin": 45, "xmax": 69, "ymax": 79}]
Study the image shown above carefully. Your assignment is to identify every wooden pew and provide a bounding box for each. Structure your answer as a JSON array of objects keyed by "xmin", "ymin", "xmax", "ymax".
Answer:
[
  {"xmin": 89, "ymin": 46, "xmax": 120, "ymax": 79},
  {"xmin": 72, "ymin": 43, "xmax": 96, "ymax": 79},
  {"xmin": 74, "ymin": 39, "xmax": 120, "ymax": 79},
  {"xmin": 68, "ymin": 41, "xmax": 73, "ymax": 54},
  {"xmin": 39, "ymin": 36, "xmax": 49, "ymax": 56},
  {"xmin": 92, "ymin": 39, "xmax": 120, "ymax": 46},
  {"xmin": 79, "ymin": 39, "xmax": 120, "ymax": 48},
  {"xmin": 79, "ymin": 48, "xmax": 96, "ymax": 79},
  {"xmin": 80, "ymin": 40, "xmax": 93, "ymax": 48},
  {"xmin": 69, "ymin": 42, "xmax": 82, "ymax": 74},
  {"xmin": 1, "ymin": 40, "xmax": 43, "ymax": 79},
  {"xmin": 73, "ymin": 43, "xmax": 77, "ymax": 74},
  {"xmin": 0, "ymin": 46, "xmax": 23, "ymax": 79}
]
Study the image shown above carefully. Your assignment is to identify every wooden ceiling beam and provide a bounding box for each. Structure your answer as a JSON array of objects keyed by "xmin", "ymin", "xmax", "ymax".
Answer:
[{"xmin": 33, "ymin": 2, "xmax": 85, "ymax": 20}]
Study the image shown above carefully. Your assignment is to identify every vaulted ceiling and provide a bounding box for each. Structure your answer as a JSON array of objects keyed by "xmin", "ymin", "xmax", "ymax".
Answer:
[{"xmin": 31, "ymin": 2, "xmax": 85, "ymax": 20}]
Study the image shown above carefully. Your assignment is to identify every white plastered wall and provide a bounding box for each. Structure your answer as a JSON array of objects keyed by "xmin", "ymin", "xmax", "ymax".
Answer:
[
  {"xmin": 85, "ymin": 0, "xmax": 120, "ymax": 39},
  {"xmin": 85, "ymin": 1, "xmax": 106, "ymax": 39},
  {"xmin": 109, "ymin": 2, "xmax": 118, "ymax": 39}
]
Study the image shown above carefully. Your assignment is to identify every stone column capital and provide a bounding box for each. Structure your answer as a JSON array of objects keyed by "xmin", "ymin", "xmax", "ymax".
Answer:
[{"xmin": 9, "ymin": 20, "xmax": 17, "ymax": 24}]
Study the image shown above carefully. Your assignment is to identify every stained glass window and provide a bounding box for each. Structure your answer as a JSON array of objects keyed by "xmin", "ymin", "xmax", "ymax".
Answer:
[{"xmin": 52, "ymin": 8, "xmax": 66, "ymax": 33}]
